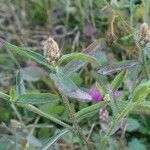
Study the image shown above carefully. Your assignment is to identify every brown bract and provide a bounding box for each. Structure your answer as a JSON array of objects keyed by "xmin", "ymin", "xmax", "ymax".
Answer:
[{"xmin": 42, "ymin": 37, "xmax": 60, "ymax": 65}]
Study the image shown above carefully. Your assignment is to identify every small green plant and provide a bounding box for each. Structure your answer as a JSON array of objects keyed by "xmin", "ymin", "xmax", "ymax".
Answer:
[{"xmin": 0, "ymin": 21, "xmax": 150, "ymax": 149}]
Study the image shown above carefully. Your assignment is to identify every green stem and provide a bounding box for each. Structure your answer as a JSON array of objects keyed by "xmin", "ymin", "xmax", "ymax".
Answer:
[
  {"xmin": 20, "ymin": 104, "xmax": 73, "ymax": 131},
  {"xmin": 11, "ymin": 104, "xmax": 26, "ymax": 129},
  {"xmin": 62, "ymin": 95, "xmax": 92, "ymax": 149},
  {"xmin": 142, "ymin": 50, "xmax": 150, "ymax": 80}
]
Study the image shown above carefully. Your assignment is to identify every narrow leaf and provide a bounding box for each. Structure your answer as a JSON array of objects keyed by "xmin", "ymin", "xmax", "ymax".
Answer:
[
  {"xmin": 40, "ymin": 129, "xmax": 69, "ymax": 150},
  {"xmin": 111, "ymin": 70, "xmax": 127, "ymax": 91},
  {"xmin": 75, "ymin": 101, "xmax": 109, "ymax": 122},
  {"xmin": 2, "ymin": 41, "xmax": 53, "ymax": 70},
  {"xmin": 132, "ymin": 101, "xmax": 150, "ymax": 115},
  {"xmin": 16, "ymin": 93, "xmax": 59, "ymax": 105},
  {"xmin": 98, "ymin": 60, "xmax": 138, "ymax": 75},
  {"xmin": 16, "ymin": 72, "xmax": 25, "ymax": 95},
  {"xmin": 132, "ymin": 80, "xmax": 150, "ymax": 102},
  {"xmin": 96, "ymin": 81, "xmax": 107, "ymax": 96},
  {"xmin": 58, "ymin": 53, "xmax": 100, "ymax": 66},
  {"xmin": 62, "ymin": 38, "xmax": 106, "ymax": 75}
]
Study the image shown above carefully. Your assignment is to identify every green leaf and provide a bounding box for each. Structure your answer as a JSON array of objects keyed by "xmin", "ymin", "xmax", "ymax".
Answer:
[
  {"xmin": 62, "ymin": 38, "xmax": 106, "ymax": 75},
  {"xmin": 40, "ymin": 103, "xmax": 65, "ymax": 115},
  {"xmin": 132, "ymin": 101, "xmax": 150, "ymax": 115},
  {"xmin": 75, "ymin": 101, "xmax": 109, "ymax": 122},
  {"xmin": 128, "ymin": 138, "xmax": 146, "ymax": 150},
  {"xmin": 9, "ymin": 88, "xmax": 17, "ymax": 102},
  {"xmin": 16, "ymin": 72, "xmax": 25, "ymax": 95},
  {"xmin": 41, "ymin": 129, "xmax": 69, "ymax": 150},
  {"xmin": 0, "ymin": 92, "xmax": 10, "ymax": 101},
  {"xmin": 111, "ymin": 70, "xmax": 128, "ymax": 91},
  {"xmin": 96, "ymin": 81, "xmax": 107, "ymax": 96},
  {"xmin": 20, "ymin": 66, "xmax": 48, "ymax": 82},
  {"xmin": 132, "ymin": 80, "xmax": 150, "ymax": 102},
  {"xmin": 58, "ymin": 53, "xmax": 101, "ymax": 66},
  {"xmin": 126, "ymin": 118, "xmax": 141, "ymax": 132},
  {"xmin": 16, "ymin": 93, "xmax": 59, "ymax": 105},
  {"xmin": 3, "ymin": 42, "xmax": 53, "ymax": 70},
  {"xmin": 115, "ymin": 100, "xmax": 150, "ymax": 115},
  {"xmin": 50, "ymin": 71, "xmax": 92, "ymax": 101},
  {"xmin": 98, "ymin": 60, "xmax": 138, "ymax": 75}
]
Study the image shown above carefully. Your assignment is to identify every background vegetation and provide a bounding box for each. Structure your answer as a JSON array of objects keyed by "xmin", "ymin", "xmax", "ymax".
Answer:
[{"xmin": 0, "ymin": 0, "xmax": 150, "ymax": 150}]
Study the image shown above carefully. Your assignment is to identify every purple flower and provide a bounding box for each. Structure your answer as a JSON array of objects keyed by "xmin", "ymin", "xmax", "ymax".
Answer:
[
  {"xmin": 90, "ymin": 88, "xmax": 103, "ymax": 102},
  {"xmin": 114, "ymin": 90, "xmax": 121, "ymax": 97}
]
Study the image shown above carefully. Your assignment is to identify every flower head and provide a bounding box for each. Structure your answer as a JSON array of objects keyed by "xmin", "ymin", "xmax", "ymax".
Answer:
[{"xmin": 90, "ymin": 88, "xmax": 103, "ymax": 102}]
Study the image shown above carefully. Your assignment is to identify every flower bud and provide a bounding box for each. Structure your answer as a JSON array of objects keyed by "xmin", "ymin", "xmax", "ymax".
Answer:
[{"xmin": 99, "ymin": 109, "xmax": 109, "ymax": 133}]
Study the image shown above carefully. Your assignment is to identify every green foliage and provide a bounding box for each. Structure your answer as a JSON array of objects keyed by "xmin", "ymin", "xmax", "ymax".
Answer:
[
  {"xmin": 132, "ymin": 80, "xmax": 150, "ymax": 102},
  {"xmin": 50, "ymin": 71, "xmax": 92, "ymax": 101},
  {"xmin": 16, "ymin": 72, "xmax": 25, "ymax": 95},
  {"xmin": 126, "ymin": 118, "xmax": 141, "ymax": 132},
  {"xmin": 128, "ymin": 138, "xmax": 147, "ymax": 150},
  {"xmin": 41, "ymin": 129, "xmax": 69, "ymax": 150},
  {"xmin": 26, "ymin": 0, "xmax": 48, "ymax": 26},
  {"xmin": 75, "ymin": 101, "xmax": 109, "ymax": 122},
  {"xmin": 111, "ymin": 70, "xmax": 128, "ymax": 91},
  {"xmin": 3, "ymin": 42, "xmax": 53, "ymax": 71},
  {"xmin": 58, "ymin": 52, "xmax": 101, "ymax": 67},
  {"xmin": 16, "ymin": 93, "xmax": 60, "ymax": 105},
  {"xmin": 0, "ymin": 0, "xmax": 150, "ymax": 149}
]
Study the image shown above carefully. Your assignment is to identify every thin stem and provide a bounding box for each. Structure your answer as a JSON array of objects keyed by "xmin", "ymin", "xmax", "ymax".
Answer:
[
  {"xmin": 61, "ymin": 95, "xmax": 92, "ymax": 149},
  {"xmin": 25, "ymin": 117, "xmax": 40, "ymax": 148},
  {"xmin": 11, "ymin": 103, "xmax": 26, "ymax": 129},
  {"xmin": 119, "ymin": 118, "xmax": 127, "ymax": 150},
  {"xmin": 142, "ymin": 50, "xmax": 150, "ymax": 80},
  {"xmin": 19, "ymin": 104, "xmax": 73, "ymax": 131}
]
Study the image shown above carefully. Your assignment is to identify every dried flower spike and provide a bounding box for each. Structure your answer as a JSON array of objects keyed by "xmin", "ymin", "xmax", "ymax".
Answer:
[
  {"xmin": 140, "ymin": 23, "xmax": 149, "ymax": 39},
  {"xmin": 43, "ymin": 37, "xmax": 60, "ymax": 65},
  {"xmin": 139, "ymin": 23, "xmax": 150, "ymax": 44}
]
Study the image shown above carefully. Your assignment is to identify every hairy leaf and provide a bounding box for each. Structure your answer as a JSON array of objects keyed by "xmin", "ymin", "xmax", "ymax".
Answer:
[
  {"xmin": 111, "ymin": 70, "xmax": 128, "ymax": 91},
  {"xmin": 58, "ymin": 52, "xmax": 101, "ymax": 67},
  {"xmin": 2, "ymin": 41, "xmax": 53, "ymax": 70},
  {"xmin": 75, "ymin": 101, "xmax": 109, "ymax": 122},
  {"xmin": 50, "ymin": 72, "xmax": 92, "ymax": 101},
  {"xmin": 62, "ymin": 38, "xmax": 106, "ymax": 75},
  {"xmin": 98, "ymin": 60, "xmax": 138, "ymax": 75},
  {"xmin": 16, "ymin": 72, "xmax": 25, "ymax": 95},
  {"xmin": 132, "ymin": 80, "xmax": 150, "ymax": 102},
  {"xmin": 16, "ymin": 93, "xmax": 59, "ymax": 104}
]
